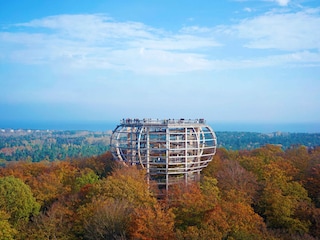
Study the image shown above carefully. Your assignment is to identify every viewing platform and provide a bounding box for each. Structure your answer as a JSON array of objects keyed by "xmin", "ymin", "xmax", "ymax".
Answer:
[{"xmin": 120, "ymin": 118, "xmax": 206, "ymax": 125}]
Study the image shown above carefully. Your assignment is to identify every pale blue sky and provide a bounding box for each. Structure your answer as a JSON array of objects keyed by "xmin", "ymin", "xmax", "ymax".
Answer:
[{"xmin": 0, "ymin": 0, "xmax": 320, "ymax": 129}]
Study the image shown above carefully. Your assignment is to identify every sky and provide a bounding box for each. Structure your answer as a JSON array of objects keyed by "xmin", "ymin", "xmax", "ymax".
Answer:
[{"xmin": 0, "ymin": 0, "xmax": 320, "ymax": 131}]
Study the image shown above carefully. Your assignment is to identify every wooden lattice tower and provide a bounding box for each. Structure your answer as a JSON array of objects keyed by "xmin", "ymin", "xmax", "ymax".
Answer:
[{"xmin": 110, "ymin": 118, "xmax": 217, "ymax": 191}]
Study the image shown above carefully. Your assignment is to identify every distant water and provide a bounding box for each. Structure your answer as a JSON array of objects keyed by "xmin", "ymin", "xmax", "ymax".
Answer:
[
  {"xmin": 1, "ymin": 120, "xmax": 319, "ymax": 133},
  {"xmin": 210, "ymin": 122, "xmax": 320, "ymax": 133}
]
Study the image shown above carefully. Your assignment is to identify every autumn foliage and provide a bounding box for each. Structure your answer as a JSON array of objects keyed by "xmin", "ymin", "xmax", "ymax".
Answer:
[{"xmin": 0, "ymin": 145, "xmax": 319, "ymax": 239}]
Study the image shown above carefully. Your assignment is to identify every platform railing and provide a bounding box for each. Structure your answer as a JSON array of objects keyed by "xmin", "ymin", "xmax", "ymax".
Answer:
[{"xmin": 120, "ymin": 118, "xmax": 206, "ymax": 125}]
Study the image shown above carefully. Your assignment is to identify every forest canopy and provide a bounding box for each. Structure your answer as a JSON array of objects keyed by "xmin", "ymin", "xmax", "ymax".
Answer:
[{"xmin": 0, "ymin": 145, "xmax": 319, "ymax": 240}]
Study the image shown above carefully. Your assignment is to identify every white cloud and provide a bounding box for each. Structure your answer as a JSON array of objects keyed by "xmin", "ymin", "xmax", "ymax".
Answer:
[
  {"xmin": 244, "ymin": 7, "xmax": 253, "ymax": 12},
  {"xmin": 13, "ymin": 14, "xmax": 221, "ymax": 51},
  {"xmin": 16, "ymin": 14, "xmax": 155, "ymax": 41},
  {"xmin": 0, "ymin": 14, "xmax": 221, "ymax": 74},
  {"xmin": 274, "ymin": 0, "xmax": 290, "ymax": 6},
  {"xmin": 262, "ymin": 0, "xmax": 290, "ymax": 6},
  {"xmin": 231, "ymin": 8, "xmax": 320, "ymax": 51},
  {"xmin": 0, "ymin": 9, "xmax": 319, "ymax": 75}
]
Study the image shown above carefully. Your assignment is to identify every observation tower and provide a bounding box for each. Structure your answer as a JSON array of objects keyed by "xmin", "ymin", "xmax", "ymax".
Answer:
[{"xmin": 110, "ymin": 118, "xmax": 217, "ymax": 191}]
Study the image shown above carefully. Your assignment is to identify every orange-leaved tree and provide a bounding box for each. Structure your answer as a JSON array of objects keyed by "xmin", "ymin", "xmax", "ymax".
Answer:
[{"xmin": 129, "ymin": 202, "xmax": 175, "ymax": 240}]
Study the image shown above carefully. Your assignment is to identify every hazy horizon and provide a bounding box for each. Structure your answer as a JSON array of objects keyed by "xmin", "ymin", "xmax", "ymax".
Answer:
[{"xmin": 1, "ymin": 119, "xmax": 319, "ymax": 133}]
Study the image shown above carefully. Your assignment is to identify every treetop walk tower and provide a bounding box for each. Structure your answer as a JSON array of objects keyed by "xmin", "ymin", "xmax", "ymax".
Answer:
[{"xmin": 110, "ymin": 118, "xmax": 217, "ymax": 191}]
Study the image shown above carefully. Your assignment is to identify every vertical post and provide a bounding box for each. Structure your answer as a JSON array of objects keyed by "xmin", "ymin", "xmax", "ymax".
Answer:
[
  {"xmin": 196, "ymin": 126, "xmax": 201, "ymax": 181},
  {"xmin": 146, "ymin": 127, "xmax": 150, "ymax": 185},
  {"xmin": 166, "ymin": 126, "xmax": 170, "ymax": 191},
  {"xmin": 184, "ymin": 127, "xmax": 188, "ymax": 184}
]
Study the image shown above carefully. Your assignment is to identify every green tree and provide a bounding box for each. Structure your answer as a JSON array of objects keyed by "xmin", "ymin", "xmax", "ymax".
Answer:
[
  {"xmin": 98, "ymin": 165, "xmax": 157, "ymax": 207},
  {"xmin": 259, "ymin": 163, "xmax": 311, "ymax": 234},
  {"xmin": 238, "ymin": 145, "xmax": 284, "ymax": 180},
  {"xmin": 0, "ymin": 210, "xmax": 17, "ymax": 240},
  {"xmin": 0, "ymin": 176, "xmax": 40, "ymax": 226},
  {"xmin": 72, "ymin": 168, "xmax": 99, "ymax": 193}
]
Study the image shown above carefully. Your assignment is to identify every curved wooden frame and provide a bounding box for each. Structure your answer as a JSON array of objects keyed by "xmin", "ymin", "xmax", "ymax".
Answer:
[{"xmin": 110, "ymin": 118, "xmax": 217, "ymax": 190}]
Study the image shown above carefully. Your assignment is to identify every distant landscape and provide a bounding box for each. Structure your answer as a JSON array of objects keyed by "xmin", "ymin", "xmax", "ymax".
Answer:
[
  {"xmin": 1, "ymin": 120, "xmax": 320, "ymax": 133},
  {"xmin": 0, "ymin": 129, "xmax": 111, "ymax": 164},
  {"xmin": 1, "ymin": 128, "xmax": 319, "ymax": 164},
  {"xmin": 216, "ymin": 131, "xmax": 320, "ymax": 150}
]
